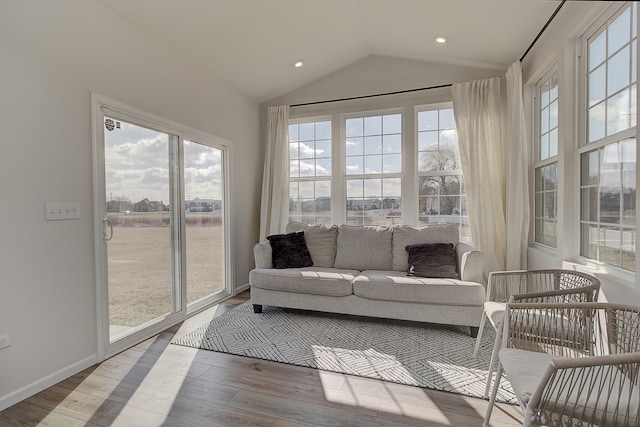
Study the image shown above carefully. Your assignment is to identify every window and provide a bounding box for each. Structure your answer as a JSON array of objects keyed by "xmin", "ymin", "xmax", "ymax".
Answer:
[
  {"xmin": 345, "ymin": 112, "xmax": 402, "ymax": 225},
  {"xmin": 287, "ymin": 106, "xmax": 466, "ymax": 230},
  {"xmin": 288, "ymin": 119, "xmax": 332, "ymax": 224},
  {"xmin": 534, "ymin": 70, "xmax": 559, "ymax": 247},
  {"xmin": 586, "ymin": 3, "xmax": 636, "ymax": 143},
  {"xmin": 416, "ymin": 106, "xmax": 469, "ymax": 241},
  {"xmin": 580, "ymin": 2, "xmax": 636, "ymax": 271}
]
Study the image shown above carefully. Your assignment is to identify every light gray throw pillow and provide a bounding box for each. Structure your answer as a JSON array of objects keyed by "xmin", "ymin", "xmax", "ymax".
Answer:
[
  {"xmin": 334, "ymin": 225, "xmax": 392, "ymax": 271},
  {"xmin": 286, "ymin": 222, "xmax": 338, "ymax": 268}
]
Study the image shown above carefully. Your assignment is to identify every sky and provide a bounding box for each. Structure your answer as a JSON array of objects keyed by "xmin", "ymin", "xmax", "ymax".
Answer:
[{"xmin": 104, "ymin": 117, "xmax": 223, "ymax": 204}]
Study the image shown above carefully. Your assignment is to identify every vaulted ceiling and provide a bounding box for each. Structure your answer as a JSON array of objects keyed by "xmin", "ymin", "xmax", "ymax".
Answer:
[{"xmin": 96, "ymin": 0, "xmax": 562, "ymax": 103}]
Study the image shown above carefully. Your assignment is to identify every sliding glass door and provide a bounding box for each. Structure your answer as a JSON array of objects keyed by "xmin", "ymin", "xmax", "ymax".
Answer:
[
  {"xmin": 93, "ymin": 95, "xmax": 232, "ymax": 359},
  {"xmin": 184, "ymin": 140, "xmax": 227, "ymax": 308},
  {"xmin": 103, "ymin": 118, "xmax": 180, "ymax": 339}
]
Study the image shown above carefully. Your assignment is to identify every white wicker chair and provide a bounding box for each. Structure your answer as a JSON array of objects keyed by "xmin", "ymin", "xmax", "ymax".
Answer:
[
  {"xmin": 474, "ymin": 269, "xmax": 600, "ymax": 398},
  {"xmin": 484, "ymin": 302, "xmax": 640, "ymax": 427}
]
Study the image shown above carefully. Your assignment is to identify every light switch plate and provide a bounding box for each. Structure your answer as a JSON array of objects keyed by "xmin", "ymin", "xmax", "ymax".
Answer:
[{"xmin": 46, "ymin": 202, "xmax": 80, "ymax": 220}]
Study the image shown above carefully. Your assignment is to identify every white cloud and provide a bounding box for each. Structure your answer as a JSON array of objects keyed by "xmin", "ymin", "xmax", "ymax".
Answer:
[{"xmin": 104, "ymin": 121, "xmax": 224, "ymax": 202}]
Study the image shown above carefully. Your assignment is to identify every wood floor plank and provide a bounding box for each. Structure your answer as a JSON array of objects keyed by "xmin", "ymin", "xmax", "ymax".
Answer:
[
  {"xmin": 228, "ymin": 389, "xmax": 415, "ymax": 427},
  {"xmin": 88, "ymin": 403, "xmax": 204, "ymax": 427},
  {"xmin": 0, "ymin": 290, "xmax": 522, "ymax": 426},
  {"xmin": 0, "ymin": 400, "xmax": 100, "ymax": 427},
  {"xmin": 14, "ymin": 386, "xmax": 120, "ymax": 425}
]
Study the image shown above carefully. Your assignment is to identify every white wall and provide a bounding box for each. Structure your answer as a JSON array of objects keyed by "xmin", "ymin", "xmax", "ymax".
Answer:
[
  {"xmin": 0, "ymin": 0, "xmax": 261, "ymax": 409},
  {"xmin": 265, "ymin": 55, "xmax": 502, "ymax": 111},
  {"xmin": 521, "ymin": 1, "xmax": 640, "ymax": 303}
]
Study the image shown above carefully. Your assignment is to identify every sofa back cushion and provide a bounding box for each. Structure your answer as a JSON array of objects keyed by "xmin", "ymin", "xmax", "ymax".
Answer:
[
  {"xmin": 334, "ymin": 225, "xmax": 392, "ymax": 271},
  {"xmin": 286, "ymin": 222, "xmax": 338, "ymax": 268},
  {"xmin": 391, "ymin": 224, "xmax": 459, "ymax": 272}
]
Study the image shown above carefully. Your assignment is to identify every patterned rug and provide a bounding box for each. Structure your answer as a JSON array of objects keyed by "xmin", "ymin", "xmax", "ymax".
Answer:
[{"xmin": 171, "ymin": 302, "xmax": 516, "ymax": 403}]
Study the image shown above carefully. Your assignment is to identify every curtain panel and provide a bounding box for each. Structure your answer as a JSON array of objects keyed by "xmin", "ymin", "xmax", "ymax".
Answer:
[
  {"xmin": 259, "ymin": 105, "xmax": 290, "ymax": 241},
  {"xmin": 505, "ymin": 61, "xmax": 530, "ymax": 270},
  {"xmin": 452, "ymin": 66, "xmax": 531, "ymax": 278},
  {"xmin": 452, "ymin": 77, "xmax": 506, "ymax": 279}
]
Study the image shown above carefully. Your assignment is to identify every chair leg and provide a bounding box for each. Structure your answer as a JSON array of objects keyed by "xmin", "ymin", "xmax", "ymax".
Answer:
[
  {"xmin": 483, "ymin": 362, "xmax": 503, "ymax": 427},
  {"xmin": 472, "ymin": 312, "xmax": 487, "ymax": 358},
  {"xmin": 483, "ymin": 323, "xmax": 501, "ymax": 399}
]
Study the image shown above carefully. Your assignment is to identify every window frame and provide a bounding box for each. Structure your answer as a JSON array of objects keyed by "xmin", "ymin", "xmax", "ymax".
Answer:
[
  {"xmin": 576, "ymin": 1, "xmax": 637, "ymax": 276},
  {"xmin": 341, "ymin": 108, "xmax": 405, "ymax": 226},
  {"xmin": 533, "ymin": 65, "xmax": 560, "ymax": 249},
  {"xmin": 578, "ymin": 2, "xmax": 637, "ymax": 152},
  {"xmin": 415, "ymin": 102, "xmax": 469, "ymax": 242},
  {"xmin": 287, "ymin": 115, "xmax": 333, "ymax": 225}
]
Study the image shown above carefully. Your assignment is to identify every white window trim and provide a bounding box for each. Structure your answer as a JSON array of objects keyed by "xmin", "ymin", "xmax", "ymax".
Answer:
[
  {"xmin": 577, "ymin": 1, "xmax": 636, "ymax": 151},
  {"xmin": 573, "ymin": 1, "xmax": 638, "ymax": 284},
  {"xmin": 288, "ymin": 115, "xmax": 333, "ymax": 225},
  {"xmin": 532, "ymin": 65, "xmax": 560, "ymax": 250},
  {"xmin": 340, "ymin": 108, "xmax": 405, "ymax": 225},
  {"xmin": 414, "ymin": 102, "xmax": 470, "ymax": 242}
]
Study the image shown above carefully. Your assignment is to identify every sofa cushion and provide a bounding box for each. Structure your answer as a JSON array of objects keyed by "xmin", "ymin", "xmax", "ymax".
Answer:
[
  {"xmin": 334, "ymin": 225, "xmax": 393, "ymax": 271},
  {"xmin": 406, "ymin": 242, "xmax": 459, "ymax": 279},
  {"xmin": 267, "ymin": 231, "xmax": 313, "ymax": 268},
  {"xmin": 391, "ymin": 224, "xmax": 459, "ymax": 272},
  {"xmin": 353, "ymin": 270, "xmax": 485, "ymax": 305},
  {"xmin": 286, "ymin": 222, "xmax": 338, "ymax": 268},
  {"xmin": 249, "ymin": 267, "xmax": 358, "ymax": 297}
]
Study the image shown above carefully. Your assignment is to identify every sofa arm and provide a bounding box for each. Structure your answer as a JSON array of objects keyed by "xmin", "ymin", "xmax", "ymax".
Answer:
[
  {"xmin": 253, "ymin": 241, "xmax": 273, "ymax": 269},
  {"xmin": 456, "ymin": 242, "xmax": 484, "ymax": 284}
]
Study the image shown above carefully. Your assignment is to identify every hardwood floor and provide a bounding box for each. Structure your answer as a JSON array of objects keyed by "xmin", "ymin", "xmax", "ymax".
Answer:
[{"xmin": 0, "ymin": 291, "xmax": 522, "ymax": 426}]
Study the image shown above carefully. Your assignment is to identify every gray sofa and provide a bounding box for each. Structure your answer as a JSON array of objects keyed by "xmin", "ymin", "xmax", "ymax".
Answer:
[{"xmin": 249, "ymin": 222, "xmax": 486, "ymax": 336}]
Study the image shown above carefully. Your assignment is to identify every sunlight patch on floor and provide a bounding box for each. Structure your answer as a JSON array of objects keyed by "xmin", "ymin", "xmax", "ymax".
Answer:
[
  {"xmin": 112, "ymin": 346, "xmax": 198, "ymax": 424},
  {"xmin": 314, "ymin": 349, "xmax": 453, "ymax": 424}
]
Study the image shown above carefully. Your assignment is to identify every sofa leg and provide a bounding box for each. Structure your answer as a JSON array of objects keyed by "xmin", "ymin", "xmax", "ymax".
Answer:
[
  {"xmin": 470, "ymin": 326, "xmax": 479, "ymax": 338},
  {"xmin": 253, "ymin": 304, "xmax": 263, "ymax": 314}
]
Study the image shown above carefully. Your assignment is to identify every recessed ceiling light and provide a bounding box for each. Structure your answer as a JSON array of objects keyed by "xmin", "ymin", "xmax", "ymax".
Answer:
[
  {"xmin": 293, "ymin": 60, "xmax": 304, "ymax": 68},
  {"xmin": 434, "ymin": 35, "xmax": 449, "ymax": 44}
]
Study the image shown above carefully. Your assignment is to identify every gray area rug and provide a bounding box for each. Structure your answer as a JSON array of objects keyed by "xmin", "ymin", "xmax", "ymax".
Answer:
[{"xmin": 171, "ymin": 301, "xmax": 516, "ymax": 404}]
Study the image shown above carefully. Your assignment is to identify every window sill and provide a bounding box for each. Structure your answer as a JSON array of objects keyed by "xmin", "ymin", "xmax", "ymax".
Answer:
[
  {"xmin": 562, "ymin": 258, "xmax": 640, "ymax": 304},
  {"xmin": 530, "ymin": 242, "xmax": 557, "ymax": 256}
]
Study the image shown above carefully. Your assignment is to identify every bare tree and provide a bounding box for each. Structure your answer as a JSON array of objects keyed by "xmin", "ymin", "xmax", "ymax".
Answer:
[{"xmin": 419, "ymin": 145, "xmax": 462, "ymax": 215}]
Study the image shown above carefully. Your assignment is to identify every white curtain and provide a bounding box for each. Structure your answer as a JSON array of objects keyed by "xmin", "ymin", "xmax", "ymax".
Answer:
[
  {"xmin": 505, "ymin": 61, "xmax": 530, "ymax": 270},
  {"xmin": 452, "ymin": 77, "xmax": 506, "ymax": 278},
  {"xmin": 259, "ymin": 105, "xmax": 290, "ymax": 241}
]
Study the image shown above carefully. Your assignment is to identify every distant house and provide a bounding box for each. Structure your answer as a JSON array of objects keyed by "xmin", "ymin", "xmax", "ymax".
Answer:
[
  {"xmin": 347, "ymin": 198, "xmax": 382, "ymax": 211},
  {"xmin": 134, "ymin": 198, "xmax": 165, "ymax": 212},
  {"xmin": 185, "ymin": 198, "xmax": 222, "ymax": 212},
  {"xmin": 382, "ymin": 198, "xmax": 400, "ymax": 210},
  {"xmin": 107, "ymin": 199, "xmax": 132, "ymax": 213},
  {"xmin": 315, "ymin": 197, "xmax": 331, "ymax": 211}
]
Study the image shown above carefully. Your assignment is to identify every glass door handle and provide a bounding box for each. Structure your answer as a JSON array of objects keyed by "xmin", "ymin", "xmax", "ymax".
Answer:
[{"xmin": 103, "ymin": 218, "xmax": 113, "ymax": 241}]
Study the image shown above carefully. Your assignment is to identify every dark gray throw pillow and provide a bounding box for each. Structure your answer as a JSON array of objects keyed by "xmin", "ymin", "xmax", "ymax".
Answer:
[
  {"xmin": 267, "ymin": 231, "xmax": 313, "ymax": 269},
  {"xmin": 405, "ymin": 243, "xmax": 459, "ymax": 279}
]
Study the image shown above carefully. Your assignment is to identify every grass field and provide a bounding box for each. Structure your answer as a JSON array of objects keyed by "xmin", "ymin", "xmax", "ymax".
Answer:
[{"xmin": 107, "ymin": 212, "xmax": 224, "ymax": 334}]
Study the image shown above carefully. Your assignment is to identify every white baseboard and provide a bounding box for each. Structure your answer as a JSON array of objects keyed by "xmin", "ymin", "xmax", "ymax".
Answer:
[
  {"xmin": 0, "ymin": 354, "xmax": 98, "ymax": 411},
  {"xmin": 235, "ymin": 283, "xmax": 250, "ymax": 295}
]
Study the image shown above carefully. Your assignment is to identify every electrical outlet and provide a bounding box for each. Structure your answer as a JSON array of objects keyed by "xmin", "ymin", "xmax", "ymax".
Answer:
[
  {"xmin": 45, "ymin": 202, "xmax": 80, "ymax": 221},
  {"xmin": 0, "ymin": 335, "xmax": 11, "ymax": 350}
]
